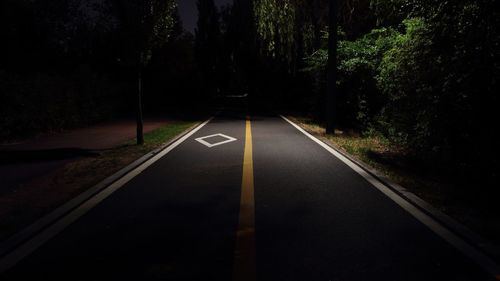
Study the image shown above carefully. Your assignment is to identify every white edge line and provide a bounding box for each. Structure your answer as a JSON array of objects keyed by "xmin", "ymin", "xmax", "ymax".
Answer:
[
  {"xmin": 280, "ymin": 115, "xmax": 500, "ymax": 278},
  {"xmin": 0, "ymin": 117, "xmax": 213, "ymax": 273}
]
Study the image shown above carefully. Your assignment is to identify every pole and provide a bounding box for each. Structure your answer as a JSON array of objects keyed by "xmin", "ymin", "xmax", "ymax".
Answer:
[
  {"xmin": 137, "ymin": 62, "xmax": 144, "ymax": 145},
  {"xmin": 326, "ymin": 0, "xmax": 337, "ymax": 134}
]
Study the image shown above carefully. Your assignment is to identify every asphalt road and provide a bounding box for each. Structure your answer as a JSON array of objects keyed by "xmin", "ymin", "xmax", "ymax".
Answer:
[{"xmin": 0, "ymin": 112, "xmax": 495, "ymax": 280}]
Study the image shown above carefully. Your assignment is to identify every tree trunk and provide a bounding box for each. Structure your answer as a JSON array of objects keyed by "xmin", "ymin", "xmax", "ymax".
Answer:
[
  {"xmin": 326, "ymin": 0, "xmax": 337, "ymax": 134},
  {"xmin": 136, "ymin": 66, "xmax": 144, "ymax": 145}
]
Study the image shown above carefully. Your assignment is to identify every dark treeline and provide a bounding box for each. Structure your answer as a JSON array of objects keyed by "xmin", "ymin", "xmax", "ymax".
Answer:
[
  {"xmin": 0, "ymin": 0, "xmax": 196, "ymax": 141},
  {"xmin": 248, "ymin": 0, "xmax": 499, "ymax": 188},
  {"xmin": 1, "ymin": 0, "xmax": 498, "ymax": 186},
  {"xmin": 194, "ymin": 0, "xmax": 257, "ymax": 99}
]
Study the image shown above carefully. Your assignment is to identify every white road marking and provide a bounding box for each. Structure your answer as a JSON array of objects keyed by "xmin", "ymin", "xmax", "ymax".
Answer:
[
  {"xmin": 0, "ymin": 118, "xmax": 213, "ymax": 273},
  {"xmin": 195, "ymin": 133, "xmax": 237, "ymax": 148},
  {"xmin": 280, "ymin": 115, "xmax": 500, "ymax": 278}
]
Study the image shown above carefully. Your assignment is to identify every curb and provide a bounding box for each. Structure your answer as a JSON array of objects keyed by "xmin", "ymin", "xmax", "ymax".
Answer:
[
  {"xmin": 0, "ymin": 121, "xmax": 203, "ymax": 259},
  {"xmin": 287, "ymin": 116, "xmax": 500, "ymax": 262}
]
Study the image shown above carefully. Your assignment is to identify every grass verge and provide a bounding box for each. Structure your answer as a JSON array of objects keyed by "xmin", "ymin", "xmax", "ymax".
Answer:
[
  {"xmin": 0, "ymin": 120, "xmax": 197, "ymax": 242},
  {"xmin": 289, "ymin": 116, "xmax": 500, "ymax": 251}
]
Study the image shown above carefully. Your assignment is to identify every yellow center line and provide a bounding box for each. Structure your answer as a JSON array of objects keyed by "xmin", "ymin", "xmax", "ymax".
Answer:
[{"xmin": 233, "ymin": 116, "xmax": 256, "ymax": 281}]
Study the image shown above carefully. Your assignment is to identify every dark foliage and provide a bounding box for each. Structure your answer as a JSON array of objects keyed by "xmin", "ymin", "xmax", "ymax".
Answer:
[
  {"xmin": 0, "ymin": 0, "xmax": 183, "ymax": 141},
  {"xmin": 195, "ymin": 0, "xmax": 221, "ymax": 97},
  {"xmin": 301, "ymin": 0, "xmax": 499, "ymax": 185}
]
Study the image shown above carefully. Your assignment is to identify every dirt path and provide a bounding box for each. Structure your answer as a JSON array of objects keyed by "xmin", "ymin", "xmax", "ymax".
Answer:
[
  {"xmin": 1, "ymin": 119, "xmax": 168, "ymax": 151},
  {"xmin": 0, "ymin": 118, "xmax": 169, "ymax": 196}
]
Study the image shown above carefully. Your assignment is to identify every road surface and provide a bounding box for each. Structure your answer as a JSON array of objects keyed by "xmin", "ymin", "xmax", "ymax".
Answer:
[{"xmin": 0, "ymin": 112, "xmax": 496, "ymax": 280}]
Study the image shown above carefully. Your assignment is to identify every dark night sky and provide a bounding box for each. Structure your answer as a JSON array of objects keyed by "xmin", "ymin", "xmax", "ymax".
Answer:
[{"xmin": 178, "ymin": 0, "xmax": 232, "ymax": 33}]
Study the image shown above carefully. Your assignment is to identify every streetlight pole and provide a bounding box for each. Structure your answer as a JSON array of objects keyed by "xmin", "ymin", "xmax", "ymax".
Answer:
[
  {"xmin": 136, "ymin": 53, "xmax": 144, "ymax": 145},
  {"xmin": 326, "ymin": 0, "xmax": 337, "ymax": 134}
]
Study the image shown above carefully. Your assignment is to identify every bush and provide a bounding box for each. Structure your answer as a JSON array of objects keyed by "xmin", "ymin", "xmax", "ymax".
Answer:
[
  {"xmin": 304, "ymin": 27, "xmax": 400, "ymax": 130},
  {"xmin": 304, "ymin": 3, "xmax": 498, "ymax": 183},
  {"xmin": 376, "ymin": 18, "xmax": 435, "ymax": 151}
]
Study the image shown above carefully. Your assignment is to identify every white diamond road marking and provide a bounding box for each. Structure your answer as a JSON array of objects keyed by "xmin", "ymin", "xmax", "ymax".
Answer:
[{"xmin": 195, "ymin": 133, "xmax": 237, "ymax": 148}]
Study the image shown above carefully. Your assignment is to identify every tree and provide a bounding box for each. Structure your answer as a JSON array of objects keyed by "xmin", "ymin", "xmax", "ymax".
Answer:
[
  {"xmin": 226, "ymin": 0, "xmax": 257, "ymax": 94},
  {"xmin": 195, "ymin": 0, "xmax": 221, "ymax": 97},
  {"xmin": 252, "ymin": 0, "xmax": 338, "ymax": 112},
  {"xmin": 113, "ymin": 0, "xmax": 177, "ymax": 145},
  {"xmin": 254, "ymin": 0, "xmax": 296, "ymax": 65},
  {"xmin": 253, "ymin": 0, "xmax": 321, "ymax": 72},
  {"xmin": 326, "ymin": 0, "xmax": 337, "ymax": 134}
]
